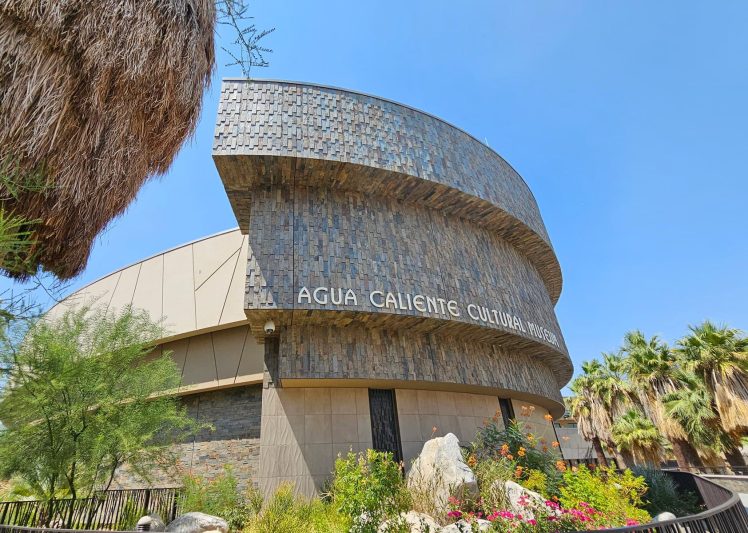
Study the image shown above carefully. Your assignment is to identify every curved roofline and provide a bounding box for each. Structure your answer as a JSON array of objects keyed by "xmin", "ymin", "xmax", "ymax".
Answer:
[
  {"xmin": 223, "ymin": 78, "xmax": 548, "ymax": 231},
  {"xmin": 60, "ymin": 226, "xmax": 241, "ymax": 301}
]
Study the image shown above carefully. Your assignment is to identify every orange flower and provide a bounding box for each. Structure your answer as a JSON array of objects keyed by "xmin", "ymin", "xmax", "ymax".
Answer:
[
  {"xmin": 514, "ymin": 465, "xmax": 523, "ymax": 478},
  {"xmin": 517, "ymin": 447, "xmax": 526, "ymax": 457},
  {"xmin": 544, "ymin": 413, "xmax": 554, "ymax": 422},
  {"xmin": 542, "ymin": 445, "xmax": 549, "ymax": 452},
  {"xmin": 507, "ymin": 454, "xmax": 514, "ymax": 460},
  {"xmin": 467, "ymin": 454, "xmax": 477, "ymax": 468},
  {"xmin": 552, "ymin": 441, "xmax": 560, "ymax": 448},
  {"xmin": 555, "ymin": 460, "xmax": 567, "ymax": 472}
]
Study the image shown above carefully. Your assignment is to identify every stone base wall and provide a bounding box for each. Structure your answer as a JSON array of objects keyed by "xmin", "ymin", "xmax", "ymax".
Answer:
[{"xmin": 111, "ymin": 385, "xmax": 262, "ymax": 489}]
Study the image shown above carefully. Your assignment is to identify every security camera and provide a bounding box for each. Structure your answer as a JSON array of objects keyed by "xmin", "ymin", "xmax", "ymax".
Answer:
[{"xmin": 264, "ymin": 320, "xmax": 276, "ymax": 335}]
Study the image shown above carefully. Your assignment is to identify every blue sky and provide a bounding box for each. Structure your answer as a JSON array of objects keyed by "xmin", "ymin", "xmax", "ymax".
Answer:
[{"xmin": 7, "ymin": 1, "xmax": 748, "ymax": 385}]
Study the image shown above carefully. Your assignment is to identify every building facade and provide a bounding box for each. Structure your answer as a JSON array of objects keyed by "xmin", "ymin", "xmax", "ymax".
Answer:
[{"xmin": 52, "ymin": 80, "xmax": 572, "ymax": 496}]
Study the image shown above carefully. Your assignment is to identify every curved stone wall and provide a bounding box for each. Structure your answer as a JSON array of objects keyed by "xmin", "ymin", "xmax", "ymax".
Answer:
[
  {"xmin": 213, "ymin": 80, "xmax": 572, "ymax": 389},
  {"xmin": 214, "ymin": 80, "xmax": 562, "ymax": 302}
]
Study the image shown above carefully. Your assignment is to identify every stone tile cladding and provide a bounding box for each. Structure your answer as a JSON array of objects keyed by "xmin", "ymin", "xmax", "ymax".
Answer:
[
  {"xmin": 280, "ymin": 323, "xmax": 563, "ymax": 408},
  {"xmin": 249, "ymin": 185, "xmax": 571, "ymax": 383},
  {"xmin": 110, "ymin": 386, "xmax": 262, "ymax": 489},
  {"xmin": 213, "ymin": 80, "xmax": 562, "ymax": 302}
]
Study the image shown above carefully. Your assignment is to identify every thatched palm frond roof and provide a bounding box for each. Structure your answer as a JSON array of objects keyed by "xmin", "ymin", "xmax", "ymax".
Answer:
[{"xmin": 0, "ymin": 0, "xmax": 215, "ymax": 278}]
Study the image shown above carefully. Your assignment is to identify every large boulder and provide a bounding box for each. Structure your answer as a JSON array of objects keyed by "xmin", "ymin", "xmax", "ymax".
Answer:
[
  {"xmin": 165, "ymin": 512, "xmax": 228, "ymax": 533},
  {"xmin": 441, "ymin": 518, "xmax": 491, "ymax": 532},
  {"xmin": 502, "ymin": 480, "xmax": 549, "ymax": 520},
  {"xmin": 378, "ymin": 511, "xmax": 441, "ymax": 532},
  {"xmin": 136, "ymin": 514, "xmax": 166, "ymax": 532},
  {"xmin": 407, "ymin": 433, "xmax": 478, "ymax": 512}
]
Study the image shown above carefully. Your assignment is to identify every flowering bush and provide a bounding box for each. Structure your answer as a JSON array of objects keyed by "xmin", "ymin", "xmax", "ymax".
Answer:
[
  {"xmin": 559, "ymin": 465, "xmax": 650, "ymax": 527},
  {"xmin": 454, "ymin": 410, "xmax": 653, "ymax": 530},
  {"xmin": 329, "ymin": 449, "xmax": 411, "ymax": 532},
  {"xmin": 468, "ymin": 414, "xmax": 567, "ymax": 508},
  {"xmin": 448, "ymin": 495, "xmax": 644, "ymax": 532}
]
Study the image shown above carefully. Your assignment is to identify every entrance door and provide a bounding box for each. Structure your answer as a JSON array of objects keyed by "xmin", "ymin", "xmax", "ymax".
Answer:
[{"xmin": 368, "ymin": 389, "xmax": 403, "ymax": 463}]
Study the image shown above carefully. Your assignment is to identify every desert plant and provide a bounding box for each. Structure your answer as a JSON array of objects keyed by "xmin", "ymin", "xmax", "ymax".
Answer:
[
  {"xmin": 472, "ymin": 457, "xmax": 514, "ymax": 511},
  {"xmin": 245, "ymin": 483, "xmax": 350, "ymax": 533},
  {"xmin": 0, "ymin": 305, "xmax": 202, "ymax": 513},
  {"xmin": 558, "ymin": 466, "xmax": 650, "ymax": 527},
  {"xmin": 329, "ymin": 449, "xmax": 410, "ymax": 532},
  {"xmin": 631, "ymin": 466, "xmax": 701, "ymax": 517},
  {"xmin": 179, "ymin": 467, "xmax": 258, "ymax": 530},
  {"xmin": 470, "ymin": 419, "xmax": 563, "ymax": 496}
]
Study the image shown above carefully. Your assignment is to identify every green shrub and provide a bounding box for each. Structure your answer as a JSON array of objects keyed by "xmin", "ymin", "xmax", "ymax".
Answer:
[
  {"xmin": 559, "ymin": 465, "xmax": 651, "ymax": 527},
  {"xmin": 329, "ymin": 449, "xmax": 410, "ymax": 532},
  {"xmin": 631, "ymin": 466, "xmax": 702, "ymax": 517},
  {"xmin": 245, "ymin": 483, "xmax": 350, "ymax": 533},
  {"xmin": 472, "ymin": 457, "xmax": 514, "ymax": 511},
  {"xmin": 179, "ymin": 466, "xmax": 258, "ymax": 530},
  {"xmin": 470, "ymin": 419, "xmax": 563, "ymax": 496}
]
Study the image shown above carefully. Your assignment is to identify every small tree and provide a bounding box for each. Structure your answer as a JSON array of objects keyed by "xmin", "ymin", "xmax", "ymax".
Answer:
[{"xmin": 0, "ymin": 305, "xmax": 201, "ymax": 514}]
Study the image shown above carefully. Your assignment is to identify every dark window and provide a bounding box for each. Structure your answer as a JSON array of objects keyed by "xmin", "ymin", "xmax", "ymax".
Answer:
[
  {"xmin": 498, "ymin": 398, "xmax": 515, "ymax": 428},
  {"xmin": 369, "ymin": 389, "xmax": 403, "ymax": 464}
]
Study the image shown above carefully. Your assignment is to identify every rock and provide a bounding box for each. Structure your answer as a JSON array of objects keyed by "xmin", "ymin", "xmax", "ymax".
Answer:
[
  {"xmin": 136, "ymin": 514, "xmax": 166, "ymax": 532},
  {"xmin": 165, "ymin": 512, "xmax": 228, "ymax": 533},
  {"xmin": 441, "ymin": 518, "xmax": 491, "ymax": 532},
  {"xmin": 502, "ymin": 480, "xmax": 548, "ymax": 520},
  {"xmin": 653, "ymin": 512, "xmax": 677, "ymax": 522},
  {"xmin": 407, "ymin": 433, "xmax": 478, "ymax": 512},
  {"xmin": 378, "ymin": 511, "xmax": 441, "ymax": 532}
]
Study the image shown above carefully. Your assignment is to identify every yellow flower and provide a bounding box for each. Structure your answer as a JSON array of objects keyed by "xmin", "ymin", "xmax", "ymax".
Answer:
[{"xmin": 517, "ymin": 446, "xmax": 526, "ymax": 457}]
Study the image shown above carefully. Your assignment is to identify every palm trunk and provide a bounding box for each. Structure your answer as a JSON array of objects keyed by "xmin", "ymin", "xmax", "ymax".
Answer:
[
  {"xmin": 725, "ymin": 445, "xmax": 747, "ymax": 469},
  {"xmin": 671, "ymin": 438, "xmax": 703, "ymax": 471},
  {"xmin": 613, "ymin": 449, "xmax": 629, "ymax": 469},
  {"xmin": 591, "ymin": 436, "xmax": 608, "ymax": 467},
  {"xmin": 617, "ymin": 449, "xmax": 634, "ymax": 469}
]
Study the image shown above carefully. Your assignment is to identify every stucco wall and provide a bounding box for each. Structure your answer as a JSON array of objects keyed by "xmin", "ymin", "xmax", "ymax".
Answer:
[
  {"xmin": 258, "ymin": 386, "xmax": 374, "ymax": 496},
  {"xmin": 396, "ymin": 390, "xmax": 500, "ymax": 465}
]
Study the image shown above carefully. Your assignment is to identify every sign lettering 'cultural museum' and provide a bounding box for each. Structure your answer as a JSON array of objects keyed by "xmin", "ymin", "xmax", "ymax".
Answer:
[{"xmin": 297, "ymin": 286, "xmax": 561, "ymax": 348}]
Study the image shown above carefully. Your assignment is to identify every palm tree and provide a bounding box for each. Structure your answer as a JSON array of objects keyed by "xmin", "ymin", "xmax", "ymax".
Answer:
[
  {"xmin": 569, "ymin": 355, "xmax": 635, "ymax": 468},
  {"xmin": 622, "ymin": 331, "xmax": 703, "ymax": 469},
  {"xmin": 569, "ymin": 370, "xmax": 609, "ymax": 467},
  {"xmin": 676, "ymin": 321, "xmax": 748, "ymax": 467},
  {"xmin": 611, "ymin": 409, "xmax": 666, "ymax": 466},
  {"xmin": 661, "ymin": 371, "xmax": 725, "ymax": 469}
]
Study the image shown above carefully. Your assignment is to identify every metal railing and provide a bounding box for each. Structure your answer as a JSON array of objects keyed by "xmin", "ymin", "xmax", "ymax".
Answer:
[
  {"xmin": 575, "ymin": 470, "xmax": 748, "ymax": 532},
  {"xmin": 0, "ymin": 488, "xmax": 181, "ymax": 531}
]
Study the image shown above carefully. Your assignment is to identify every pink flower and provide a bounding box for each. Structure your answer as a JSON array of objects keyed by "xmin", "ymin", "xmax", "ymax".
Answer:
[
  {"xmin": 526, "ymin": 519, "xmax": 537, "ymax": 525},
  {"xmin": 447, "ymin": 510, "xmax": 462, "ymax": 519},
  {"xmin": 626, "ymin": 519, "xmax": 640, "ymax": 526}
]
